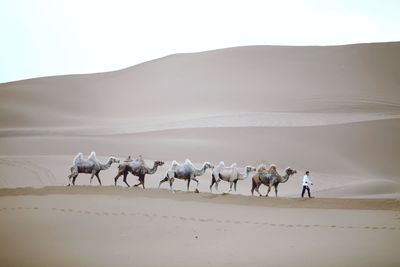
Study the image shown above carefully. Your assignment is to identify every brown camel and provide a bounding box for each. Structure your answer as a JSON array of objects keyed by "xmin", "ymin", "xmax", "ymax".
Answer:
[{"xmin": 251, "ymin": 164, "xmax": 296, "ymax": 197}]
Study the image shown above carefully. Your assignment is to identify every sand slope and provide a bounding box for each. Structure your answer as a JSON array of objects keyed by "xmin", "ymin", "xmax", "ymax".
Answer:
[
  {"xmin": 1, "ymin": 42, "xmax": 400, "ymax": 267},
  {"xmin": 1, "ymin": 42, "xmax": 400, "ymax": 196}
]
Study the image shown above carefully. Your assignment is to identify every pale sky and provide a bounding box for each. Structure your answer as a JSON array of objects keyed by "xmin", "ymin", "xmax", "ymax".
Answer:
[{"xmin": 1, "ymin": 0, "xmax": 399, "ymax": 83}]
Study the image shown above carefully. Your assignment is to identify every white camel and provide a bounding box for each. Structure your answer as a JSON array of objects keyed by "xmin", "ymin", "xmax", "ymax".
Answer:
[
  {"xmin": 158, "ymin": 159, "xmax": 214, "ymax": 191},
  {"xmin": 68, "ymin": 152, "xmax": 120, "ymax": 185},
  {"xmin": 210, "ymin": 161, "xmax": 256, "ymax": 192}
]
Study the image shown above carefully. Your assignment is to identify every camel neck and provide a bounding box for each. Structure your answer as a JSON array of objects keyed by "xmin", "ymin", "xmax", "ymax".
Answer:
[
  {"xmin": 280, "ymin": 173, "xmax": 290, "ymax": 183},
  {"xmin": 147, "ymin": 163, "xmax": 159, "ymax": 174},
  {"xmin": 100, "ymin": 158, "xmax": 112, "ymax": 170},
  {"xmin": 194, "ymin": 164, "xmax": 207, "ymax": 176}
]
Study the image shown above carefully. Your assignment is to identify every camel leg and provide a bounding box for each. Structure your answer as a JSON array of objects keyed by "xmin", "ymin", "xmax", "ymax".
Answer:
[
  {"xmin": 72, "ymin": 173, "xmax": 79, "ymax": 186},
  {"xmin": 114, "ymin": 170, "xmax": 124, "ymax": 186},
  {"xmin": 134, "ymin": 174, "xmax": 145, "ymax": 189},
  {"xmin": 274, "ymin": 185, "xmax": 278, "ymax": 197},
  {"xmin": 215, "ymin": 180, "xmax": 220, "ymax": 192},
  {"xmin": 159, "ymin": 177, "xmax": 168, "ymax": 188},
  {"xmin": 187, "ymin": 178, "xmax": 191, "ymax": 191},
  {"xmin": 169, "ymin": 178, "xmax": 174, "ymax": 192},
  {"xmin": 228, "ymin": 181, "xmax": 234, "ymax": 192},
  {"xmin": 210, "ymin": 176, "xmax": 216, "ymax": 192},
  {"xmin": 68, "ymin": 171, "xmax": 77, "ymax": 186},
  {"xmin": 122, "ymin": 171, "xmax": 130, "ymax": 187},
  {"xmin": 266, "ymin": 185, "xmax": 271, "ymax": 197},
  {"xmin": 255, "ymin": 184, "xmax": 262, "ymax": 197},
  {"xmin": 95, "ymin": 173, "xmax": 102, "ymax": 186},
  {"xmin": 192, "ymin": 177, "xmax": 199, "ymax": 188},
  {"xmin": 141, "ymin": 175, "xmax": 146, "ymax": 189},
  {"xmin": 234, "ymin": 180, "xmax": 238, "ymax": 192},
  {"xmin": 89, "ymin": 172, "xmax": 96, "ymax": 184}
]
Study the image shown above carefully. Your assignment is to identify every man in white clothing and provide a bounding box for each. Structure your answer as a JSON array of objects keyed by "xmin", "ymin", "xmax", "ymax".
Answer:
[{"xmin": 301, "ymin": 171, "xmax": 314, "ymax": 198}]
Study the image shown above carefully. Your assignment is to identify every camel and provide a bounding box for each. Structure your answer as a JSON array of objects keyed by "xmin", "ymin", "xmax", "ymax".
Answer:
[
  {"xmin": 159, "ymin": 159, "xmax": 214, "ymax": 191},
  {"xmin": 251, "ymin": 164, "xmax": 297, "ymax": 197},
  {"xmin": 68, "ymin": 152, "xmax": 120, "ymax": 186},
  {"xmin": 210, "ymin": 162, "xmax": 256, "ymax": 192},
  {"xmin": 114, "ymin": 155, "xmax": 164, "ymax": 188}
]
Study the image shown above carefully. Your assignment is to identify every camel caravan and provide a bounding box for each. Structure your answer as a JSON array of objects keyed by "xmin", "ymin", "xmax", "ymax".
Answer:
[{"xmin": 68, "ymin": 152, "xmax": 297, "ymax": 197}]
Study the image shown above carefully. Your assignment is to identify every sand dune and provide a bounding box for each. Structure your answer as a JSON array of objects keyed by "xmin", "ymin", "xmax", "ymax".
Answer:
[
  {"xmin": 1, "ymin": 42, "xmax": 400, "ymax": 128},
  {"xmin": 1, "ymin": 42, "xmax": 400, "ymax": 266}
]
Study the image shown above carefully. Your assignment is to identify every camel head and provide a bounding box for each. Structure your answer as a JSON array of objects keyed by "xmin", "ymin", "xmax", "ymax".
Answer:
[
  {"xmin": 204, "ymin": 162, "xmax": 214, "ymax": 170},
  {"xmin": 245, "ymin": 166, "xmax": 257, "ymax": 173},
  {"xmin": 110, "ymin": 157, "xmax": 120, "ymax": 164},
  {"xmin": 154, "ymin": 160, "xmax": 165, "ymax": 167},
  {"xmin": 284, "ymin": 167, "xmax": 297, "ymax": 176}
]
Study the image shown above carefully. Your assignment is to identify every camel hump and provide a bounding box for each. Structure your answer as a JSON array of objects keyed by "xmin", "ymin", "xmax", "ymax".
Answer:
[
  {"xmin": 228, "ymin": 163, "xmax": 237, "ymax": 168},
  {"xmin": 184, "ymin": 159, "xmax": 193, "ymax": 166},
  {"xmin": 171, "ymin": 160, "xmax": 179, "ymax": 167},
  {"xmin": 73, "ymin": 152, "xmax": 83, "ymax": 165},
  {"xmin": 268, "ymin": 164, "xmax": 278, "ymax": 173},
  {"xmin": 88, "ymin": 151, "xmax": 97, "ymax": 161},
  {"xmin": 257, "ymin": 164, "xmax": 267, "ymax": 172}
]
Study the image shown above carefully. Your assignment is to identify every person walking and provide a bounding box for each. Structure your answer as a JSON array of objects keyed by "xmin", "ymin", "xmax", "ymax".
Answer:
[{"xmin": 301, "ymin": 171, "xmax": 314, "ymax": 198}]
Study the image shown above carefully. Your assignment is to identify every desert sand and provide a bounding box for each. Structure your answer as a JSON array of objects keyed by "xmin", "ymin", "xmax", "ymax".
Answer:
[{"xmin": 1, "ymin": 42, "xmax": 400, "ymax": 266}]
